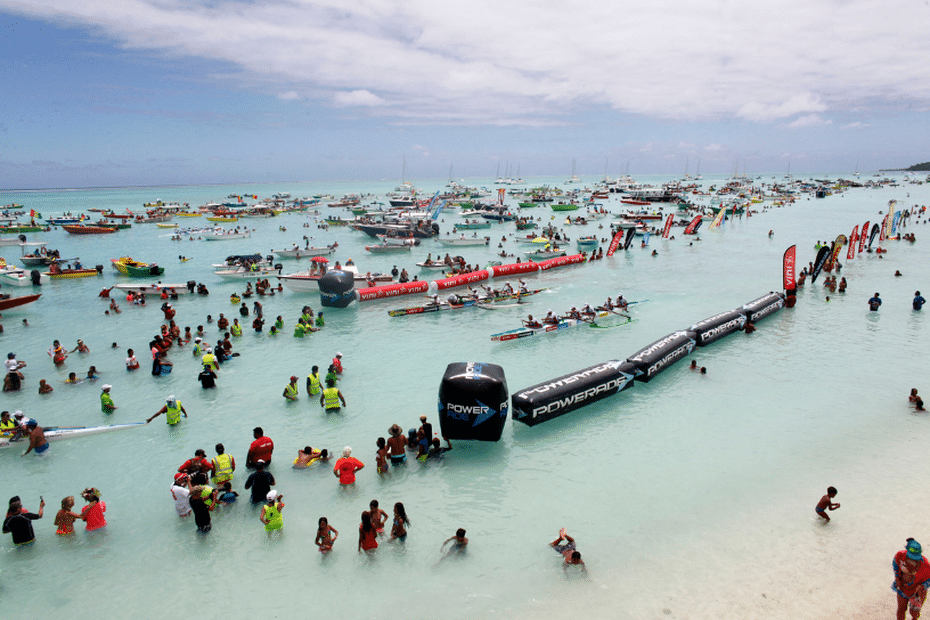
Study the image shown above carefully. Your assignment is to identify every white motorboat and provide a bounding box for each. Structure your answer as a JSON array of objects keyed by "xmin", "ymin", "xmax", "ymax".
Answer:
[
  {"xmin": 215, "ymin": 265, "xmax": 282, "ymax": 280},
  {"xmin": 0, "ymin": 422, "xmax": 146, "ymax": 449},
  {"xmin": 272, "ymin": 245, "xmax": 337, "ymax": 259},
  {"xmin": 203, "ymin": 230, "xmax": 251, "ymax": 241},
  {"xmin": 437, "ymin": 236, "xmax": 490, "ymax": 247},
  {"xmin": 0, "ymin": 262, "xmax": 49, "ymax": 286}
]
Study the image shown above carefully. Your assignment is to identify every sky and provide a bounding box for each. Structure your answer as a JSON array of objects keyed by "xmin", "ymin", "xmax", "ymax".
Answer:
[{"xmin": 1, "ymin": 0, "xmax": 929, "ymax": 189}]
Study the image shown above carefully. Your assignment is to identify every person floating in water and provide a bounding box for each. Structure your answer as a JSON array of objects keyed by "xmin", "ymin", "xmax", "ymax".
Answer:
[
  {"xmin": 550, "ymin": 528, "xmax": 586, "ymax": 573},
  {"xmin": 815, "ymin": 486, "xmax": 840, "ymax": 521}
]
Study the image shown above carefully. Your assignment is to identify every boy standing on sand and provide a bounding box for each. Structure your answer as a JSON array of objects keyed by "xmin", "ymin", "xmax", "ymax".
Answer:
[{"xmin": 816, "ymin": 487, "xmax": 840, "ymax": 521}]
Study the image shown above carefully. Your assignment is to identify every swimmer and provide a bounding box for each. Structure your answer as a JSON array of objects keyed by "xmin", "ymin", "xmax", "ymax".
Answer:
[
  {"xmin": 550, "ymin": 528, "xmax": 586, "ymax": 573},
  {"xmin": 293, "ymin": 446, "xmax": 323, "ymax": 468},
  {"xmin": 815, "ymin": 487, "xmax": 840, "ymax": 521},
  {"xmin": 910, "ymin": 389, "xmax": 920, "ymax": 403},
  {"xmin": 744, "ymin": 321, "xmax": 756, "ymax": 334},
  {"xmin": 700, "ymin": 367, "xmax": 707, "ymax": 375},
  {"xmin": 438, "ymin": 528, "xmax": 468, "ymax": 563},
  {"xmin": 689, "ymin": 360, "xmax": 698, "ymax": 371}
]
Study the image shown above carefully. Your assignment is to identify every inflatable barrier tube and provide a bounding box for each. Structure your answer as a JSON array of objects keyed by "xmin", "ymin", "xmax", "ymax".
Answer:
[
  {"xmin": 355, "ymin": 281, "xmax": 428, "ymax": 302},
  {"xmin": 488, "ymin": 261, "xmax": 539, "ymax": 278},
  {"xmin": 738, "ymin": 292, "xmax": 785, "ymax": 323},
  {"xmin": 626, "ymin": 330, "xmax": 697, "ymax": 383},
  {"xmin": 511, "ymin": 360, "xmax": 636, "ymax": 427},
  {"xmin": 318, "ymin": 269, "xmax": 356, "ymax": 308},
  {"xmin": 438, "ymin": 362, "xmax": 508, "ymax": 441},
  {"xmin": 536, "ymin": 254, "xmax": 586, "ymax": 271},
  {"xmin": 689, "ymin": 310, "xmax": 746, "ymax": 346},
  {"xmin": 431, "ymin": 269, "xmax": 491, "ymax": 292}
]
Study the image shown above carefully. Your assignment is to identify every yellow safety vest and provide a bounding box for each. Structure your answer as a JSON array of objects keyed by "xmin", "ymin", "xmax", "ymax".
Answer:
[
  {"xmin": 211, "ymin": 454, "xmax": 234, "ymax": 484},
  {"xmin": 263, "ymin": 502, "xmax": 283, "ymax": 531},
  {"xmin": 202, "ymin": 353, "xmax": 217, "ymax": 370},
  {"xmin": 322, "ymin": 387, "xmax": 341, "ymax": 410},
  {"xmin": 231, "ymin": 323, "xmax": 242, "ymax": 336},
  {"xmin": 165, "ymin": 400, "xmax": 182, "ymax": 425},
  {"xmin": 200, "ymin": 486, "xmax": 215, "ymax": 508},
  {"xmin": 285, "ymin": 382, "xmax": 298, "ymax": 399},
  {"xmin": 307, "ymin": 373, "xmax": 321, "ymax": 395}
]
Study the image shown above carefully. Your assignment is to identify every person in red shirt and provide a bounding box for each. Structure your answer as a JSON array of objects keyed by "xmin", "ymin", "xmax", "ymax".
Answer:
[
  {"xmin": 333, "ymin": 446, "xmax": 364, "ymax": 485},
  {"xmin": 178, "ymin": 449, "xmax": 213, "ymax": 476},
  {"xmin": 247, "ymin": 427, "xmax": 274, "ymax": 468},
  {"xmin": 332, "ymin": 352, "xmax": 344, "ymax": 375},
  {"xmin": 894, "ymin": 539, "xmax": 930, "ymax": 620}
]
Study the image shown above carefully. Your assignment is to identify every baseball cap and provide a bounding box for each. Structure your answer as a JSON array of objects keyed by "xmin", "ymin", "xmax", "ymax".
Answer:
[
  {"xmin": 102, "ymin": 384, "xmax": 112, "ymax": 390},
  {"xmin": 907, "ymin": 540, "xmax": 923, "ymax": 561},
  {"xmin": 266, "ymin": 490, "xmax": 278, "ymax": 501},
  {"xmin": 336, "ymin": 352, "xmax": 343, "ymax": 357},
  {"xmin": 174, "ymin": 473, "xmax": 188, "ymax": 483}
]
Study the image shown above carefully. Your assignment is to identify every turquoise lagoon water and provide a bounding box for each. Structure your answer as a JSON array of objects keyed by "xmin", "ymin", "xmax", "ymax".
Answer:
[{"xmin": 0, "ymin": 174, "xmax": 928, "ymax": 619}]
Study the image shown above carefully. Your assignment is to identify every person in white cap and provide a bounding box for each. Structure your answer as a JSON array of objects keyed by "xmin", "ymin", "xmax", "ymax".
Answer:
[
  {"xmin": 260, "ymin": 490, "xmax": 285, "ymax": 532},
  {"xmin": 192, "ymin": 337, "xmax": 204, "ymax": 357},
  {"xmin": 518, "ymin": 279, "xmax": 529, "ymax": 295},
  {"xmin": 100, "ymin": 385, "xmax": 117, "ymax": 413},
  {"xmin": 332, "ymin": 352, "xmax": 344, "ymax": 375},
  {"xmin": 543, "ymin": 309, "xmax": 559, "ymax": 325},
  {"xmin": 147, "ymin": 395, "xmax": 188, "ymax": 425}
]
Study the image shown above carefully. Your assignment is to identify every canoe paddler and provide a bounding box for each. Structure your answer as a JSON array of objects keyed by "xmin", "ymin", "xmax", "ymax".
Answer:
[
  {"xmin": 147, "ymin": 395, "xmax": 187, "ymax": 425},
  {"xmin": 565, "ymin": 307, "xmax": 582, "ymax": 320},
  {"xmin": 428, "ymin": 294, "xmax": 441, "ymax": 306},
  {"xmin": 543, "ymin": 310, "xmax": 559, "ymax": 325},
  {"xmin": 524, "ymin": 315, "xmax": 542, "ymax": 329},
  {"xmin": 518, "ymin": 279, "xmax": 529, "ymax": 295},
  {"xmin": 581, "ymin": 303, "xmax": 596, "ymax": 317},
  {"xmin": 501, "ymin": 282, "xmax": 514, "ymax": 296}
]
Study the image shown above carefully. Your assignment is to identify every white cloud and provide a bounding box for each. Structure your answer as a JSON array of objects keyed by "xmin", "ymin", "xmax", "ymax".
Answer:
[
  {"xmin": 786, "ymin": 114, "xmax": 832, "ymax": 129},
  {"xmin": 332, "ymin": 89, "xmax": 385, "ymax": 107},
  {"xmin": 704, "ymin": 144, "xmax": 726, "ymax": 152},
  {"xmin": 841, "ymin": 121, "xmax": 871, "ymax": 129},
  {"xmin": 4, "ymin": 1, "xmax": 930, "ymax": 126},
  {"xmin": 277, "ymin": 91, "xmax": 300, "ymax": 101}
]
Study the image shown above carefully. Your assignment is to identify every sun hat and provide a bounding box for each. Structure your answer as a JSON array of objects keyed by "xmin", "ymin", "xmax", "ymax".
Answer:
[
  {"xmin": 13, "ymin": 410, "xmax": 23, "ymax": 417},
  {"xmin": 907, "ymin": 540, "xmax": 923, "ymax": 561},
  {"xmin": 101, "ymin": 384, "xmax": 112, "ymax": 390},
  {"xmin": 266, "ymin": 490, "xmax": 278, "ymax": 502},
  {"xmin": 336, "ymin": 352, "xmax": 343, "ymax": 358}
]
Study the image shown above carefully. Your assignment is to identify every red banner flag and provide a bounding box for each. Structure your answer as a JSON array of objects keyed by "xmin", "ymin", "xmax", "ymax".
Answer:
[
  {"xmin": 858, "ymin": 221, "xmax": 869, "ymax": 254},
  {"xmin": 847, "ymin": 225, "xmax": 859, "ymax": 260},
  {"xmin": 606, "ymin": 228, "xmax": 625, "ymax": 257},
  {"xmin": 661, "ymin": 214, "xmax": 674, "ymax": 238},
  {"xmin": 783, "ymin": 245, "xmax": 796, "ymax": 293}
]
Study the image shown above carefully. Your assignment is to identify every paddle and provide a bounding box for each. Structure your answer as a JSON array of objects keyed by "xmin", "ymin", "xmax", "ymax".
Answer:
[{"xmin": 596, "ymin": 306, "xmax": 631, "ymax": 320}]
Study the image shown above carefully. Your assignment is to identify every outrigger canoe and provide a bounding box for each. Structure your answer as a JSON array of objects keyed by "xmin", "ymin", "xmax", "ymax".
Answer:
[
  {"xmin": 111, "ymin": 257, "xmax": 165, "ymax": 277},
  {"xmin": 0, "ymin": 422, "xmax": 145, "ymax": 449},
  {"xmin": 388, "ymin": 289, "xmax": 546, "ymax": 317},
  {"xmin": 491, "ymin": 312, "xmax": 636, "ymax": 341}
]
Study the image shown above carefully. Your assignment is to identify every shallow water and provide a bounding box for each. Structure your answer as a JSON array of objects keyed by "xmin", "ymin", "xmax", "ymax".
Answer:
[{"xmin": 1, "ymin": 174, "xmax": 928, "ymax": 619}]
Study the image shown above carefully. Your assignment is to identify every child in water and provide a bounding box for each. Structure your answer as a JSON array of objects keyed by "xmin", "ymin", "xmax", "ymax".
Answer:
[
  {"xmin": 315, "ymin": 517, "xmax": 338, "ymax": 552},
  {"xmin": 816, "ymin": 487, "xmax": 840, "ymax": 521},
  {"xmin": 218, "ymin": 482, "xmax": 238, "ymax": 504},
  {"xmin": 54, "ymin": 496, "xmax": 82, "ymax": 535}
]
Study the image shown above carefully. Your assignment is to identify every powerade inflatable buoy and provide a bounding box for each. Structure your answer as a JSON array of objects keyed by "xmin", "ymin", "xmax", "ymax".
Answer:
[{"xmin": 438, "ymin": 362, "xmax": 508, "ymax": 441}]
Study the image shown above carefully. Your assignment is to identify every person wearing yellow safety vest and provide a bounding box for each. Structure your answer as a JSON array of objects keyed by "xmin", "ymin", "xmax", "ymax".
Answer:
[
  {"xmin": 283, "ymin": 376, "xmax": 300, "ymax": 401},
  {"xmin": 260, "ymin": 490, "xmax": 285, "ymax": 532},
  {"xmin": 192, "ymin": 337, "xmax": 203, "ymax": 357},
  {"xmin": 306, "ymin": 365, "xmax": 322, "ymax": 397},
  {"xmin": 187, "ymin": 473, "xmax": 217, "ymax": 534},
  {"xmin": 0, "ymin": 410, "xmax": 17, "ymax": 438},
  {"xmin": 202, "ymin": 348, "xmax": 219, "ymax": 371},
  {"xmin": 319, "ymin": 379, "xmax": 346, "ymax": 413},
  {"xmin": 146, "ymin": 395, "xmax": 188, "ymax": 425},
  {"xmin": 211, "ymin": 443, "xmax": 236, "ymax": 487},
  {"xmin": 230, "ymin": 319, "xmax": 243, "ymax": 337}
]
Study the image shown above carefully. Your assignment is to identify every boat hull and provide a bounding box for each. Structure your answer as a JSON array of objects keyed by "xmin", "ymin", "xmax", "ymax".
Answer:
[{"xmin": 0, "ymin": 293, "xmax": 41, "ymax": 311}]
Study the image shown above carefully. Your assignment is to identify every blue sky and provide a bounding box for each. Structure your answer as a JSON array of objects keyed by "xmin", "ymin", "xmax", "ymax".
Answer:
[{"xmin": 2, "ymin": 0, "xmax": 929, "ymax": 189}]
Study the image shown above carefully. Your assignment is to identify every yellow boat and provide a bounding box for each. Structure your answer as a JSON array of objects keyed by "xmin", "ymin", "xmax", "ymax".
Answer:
[
  {"xmin": 157, "ymin": 223, "xmax": 178, "ymax": 228},
  {"xmin": 176, "ymin": 212, "xmax": 202, "ymax": 217},
  {"xmin": 206, "ymin": 216, "xmax": 238, "ymax": 222}
]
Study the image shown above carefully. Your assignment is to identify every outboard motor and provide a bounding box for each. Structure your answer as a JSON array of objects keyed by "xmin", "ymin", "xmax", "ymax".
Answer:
[
  {"xmin": 30, "ymin": 270, "xmax": 42, "ymax": 286},
  {"xmin": 266, "ymin": 254, "xmax": 274, "ymax": 263},
  {"xmin": 95, "ymin": 265, "xmax": 104, "ymax": 274},
  {"xmin": 186, "ymin": 280, "xmax": 196, "ymax": 293}
]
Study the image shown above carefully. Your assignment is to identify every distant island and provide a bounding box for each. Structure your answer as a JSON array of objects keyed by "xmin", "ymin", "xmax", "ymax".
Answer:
[{"xmin": 906, "ymin": 162, "xmax": 930, "ymax": 171}]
